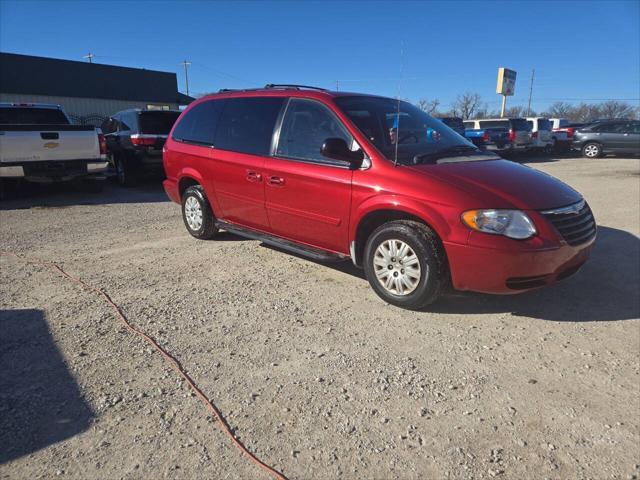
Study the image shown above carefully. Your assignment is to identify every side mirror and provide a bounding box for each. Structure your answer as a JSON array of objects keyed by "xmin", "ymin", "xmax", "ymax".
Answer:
[{"xmin": 321, "ymin": 138, "xmax": 364, "ymax": 168}]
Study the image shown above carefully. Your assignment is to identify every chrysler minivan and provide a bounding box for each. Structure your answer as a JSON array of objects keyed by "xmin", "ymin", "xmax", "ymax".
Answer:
[{"xmin": 163, "ymin": 85, "xmax": 595, "ymax": 310}]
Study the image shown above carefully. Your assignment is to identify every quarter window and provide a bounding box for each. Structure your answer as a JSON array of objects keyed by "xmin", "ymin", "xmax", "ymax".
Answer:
[
  {"xmin": 172, "ymin": 100, "xmax": 224, "ymax": 146},
  {"xmin": 215, "ymin": 97, "xmax": 285, "ymax": 155},
  {"xmin": 276, "ymin": 98, "xmax": 354, "ymax": 163}
]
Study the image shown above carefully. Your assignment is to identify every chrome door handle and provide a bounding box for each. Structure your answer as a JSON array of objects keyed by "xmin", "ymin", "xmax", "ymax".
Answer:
[
  {"xmin": 246, "ymin": 171, "xmax": 262, "ymax": 182},
  {"xmin": 268, "ymin": 176, "xmax": 285, "ymax": 186}
]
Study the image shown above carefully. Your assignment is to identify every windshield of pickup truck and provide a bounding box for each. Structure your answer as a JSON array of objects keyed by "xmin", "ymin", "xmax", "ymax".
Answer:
[
  {"xmin": 0, "ymin": 107, "xmax": 70, "ymax": 125},
  {"xmin": 139, "ymin": 111, "xmax": 181, "ymax": 134},
  {"xmin": 334, "ymin": 96, "xmax": 483, "ymax": 164}
]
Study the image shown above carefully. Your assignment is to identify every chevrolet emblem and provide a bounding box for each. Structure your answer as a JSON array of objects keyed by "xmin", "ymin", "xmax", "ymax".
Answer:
[{"xmin": 43, "ymin": 142, "xmax": 59, "ymax": 149}]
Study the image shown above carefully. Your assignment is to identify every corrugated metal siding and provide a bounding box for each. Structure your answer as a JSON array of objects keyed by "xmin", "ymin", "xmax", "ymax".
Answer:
[{"xmin": 0, "ymin": 93, "xmax": 177, "ymax": 125}]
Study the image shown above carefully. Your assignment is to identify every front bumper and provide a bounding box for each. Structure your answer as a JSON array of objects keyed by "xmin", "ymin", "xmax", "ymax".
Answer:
[{"xmin": 444, "ymin": 235, "xmax": 595, "ymax": 294}]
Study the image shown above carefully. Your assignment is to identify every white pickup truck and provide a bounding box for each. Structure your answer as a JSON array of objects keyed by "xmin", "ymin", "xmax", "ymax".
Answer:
[{"xmin": 0, "ymin": 103, "xmax": 109, "ymax": 192}]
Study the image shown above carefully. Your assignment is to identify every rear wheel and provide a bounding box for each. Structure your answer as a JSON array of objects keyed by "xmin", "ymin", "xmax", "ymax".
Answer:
[
  {"xmin": 582, "ymin": 142, "xmax": 602, "ymax": 158},
  {"xmin": 363, "ymin": 220, "xmax": 446, "ymax": 310},
  {"xmin": 181, "ymin": 185, "xmax": 218, "ymax": 239},
  {"xmin": 115, "ymin": 154, "xmax": 138, "ymax": 187}
]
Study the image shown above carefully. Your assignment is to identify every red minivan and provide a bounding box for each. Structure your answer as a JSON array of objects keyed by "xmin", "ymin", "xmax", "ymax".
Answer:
[{"xmin": 163, "ymin": 85, "xmax": 595, "ymax": 310}]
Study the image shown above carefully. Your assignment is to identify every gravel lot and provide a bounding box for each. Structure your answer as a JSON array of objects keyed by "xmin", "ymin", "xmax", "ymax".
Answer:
[{"xmin": 1, "ymin": 155, "xmax": 639, "ymax": 480}]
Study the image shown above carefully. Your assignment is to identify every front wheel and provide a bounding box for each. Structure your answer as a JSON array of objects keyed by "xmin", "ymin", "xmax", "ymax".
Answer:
[
  {"xmin": 363, "ymin": 220, "xmax": 447, "ymax": 310},
  {"xmin": 582, "ymin": 142, "xmax": 602, "ymax": 158},
  {"xmin": 181, "ymin": 185, "xmax": 218, "ymax": 240}
]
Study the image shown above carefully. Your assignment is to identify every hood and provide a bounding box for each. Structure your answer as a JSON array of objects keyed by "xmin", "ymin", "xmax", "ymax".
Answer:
[{"xmin": 408, "ymin": 159, "xmax": 582, "ymax": 210}]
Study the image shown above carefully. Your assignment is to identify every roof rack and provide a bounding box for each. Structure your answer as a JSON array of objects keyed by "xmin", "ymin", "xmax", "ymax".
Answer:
[
  {"xmin": 217, "ymin": 84, "xmax": 328, "ymax": 94},
  {"xmin": 264, "ymin": 84, "xmax": 328, "ymax": 91}
]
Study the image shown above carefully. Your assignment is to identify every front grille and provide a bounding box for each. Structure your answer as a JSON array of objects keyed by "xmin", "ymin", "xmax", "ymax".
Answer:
[{"xmin": 541, "ymin": 200, "xmax": 596, "ymax": 246}]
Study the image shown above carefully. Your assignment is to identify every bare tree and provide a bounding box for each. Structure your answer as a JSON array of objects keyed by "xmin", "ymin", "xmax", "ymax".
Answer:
[
  {"xmin": 416, "ymin": 98, "xmax": 441, "ymax": 115},
  {"xmin": 597, "ymin": 100, "xmax": 637, "ymax": 120},
  {"xmin": 451, "ymin": 92, "xmax": 483, "ymax": 119},
  {"xmin": 547, "ymin": 102, "xmax": 574, "ymax": 118},
  {"xmin": 505, "ymin": 105, "xmax": 530, "ymax": 117}
]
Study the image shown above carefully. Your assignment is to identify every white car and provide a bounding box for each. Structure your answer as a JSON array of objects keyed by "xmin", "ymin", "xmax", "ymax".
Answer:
[{"xmin": 526, "ymin": 117, "xmax": 554, "ymax": 151}]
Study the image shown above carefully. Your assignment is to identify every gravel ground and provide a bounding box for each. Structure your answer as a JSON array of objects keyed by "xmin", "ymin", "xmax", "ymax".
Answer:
[{"xmin": 1, "ymin": 155, "xmax": 639, "ymax": 480}]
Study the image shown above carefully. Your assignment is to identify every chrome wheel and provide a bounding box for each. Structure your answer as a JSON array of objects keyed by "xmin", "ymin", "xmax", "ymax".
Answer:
[
  {"xmin": 373, "ymin": 239, "xmax": 423, "ymax": 295},
  {"xmin": 584, "ymin": 144, "xmax": 599, "ymax": 157},
  {"xmin": 184, "ymin": 196, "xmax": 203, "ymax": 231}
]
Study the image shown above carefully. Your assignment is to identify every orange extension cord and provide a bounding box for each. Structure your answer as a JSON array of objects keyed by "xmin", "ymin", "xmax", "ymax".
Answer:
[{"xmin": 0, "ymin": 251, "xmax": 287, "ymax": 480}]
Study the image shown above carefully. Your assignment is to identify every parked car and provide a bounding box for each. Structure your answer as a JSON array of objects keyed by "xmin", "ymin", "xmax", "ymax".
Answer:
[
  {"xmin": 572, "ymin": 120, "xmax": 640, "ymax": 158},
  {"xmin": 548, "ymin": 118, "xmax": 586, "ymax": 152},
  {"xmin": 462, "ymin": 123, "xmax": 510, "ymax": 151},
  {"xmin": 437, "ymin": 117, "xmax": 465, "ymax": 136},
  {"xmin": 463, "ymin": 118, "xmax": 532, "ymax": 153},
  {"xmin": 163, "ymin": 85, "xmax": 595, "ymax": 310},
  {"xmin": 0, "ymin": 103, "xmax": 108, "ymax": 195},
  {"xmin": 526, "ymin": 117, "xmax": 554, "ymax": 151},
  {"xmin": 101, "ymin": 109, "xmax": 181, "ymax": 186}
]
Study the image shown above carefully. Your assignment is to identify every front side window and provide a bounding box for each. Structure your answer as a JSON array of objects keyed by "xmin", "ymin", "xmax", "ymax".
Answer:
[
  {"xmin": 276, "ymin": 98, "xmax": 354, "ymax": 163},
  {"xmin": 172, "ymin": 100, "xmax": 224, "ymax": 146},
  {"xmin": 215, "ymin": 97, "xmax": 285, "ymax": 155}
]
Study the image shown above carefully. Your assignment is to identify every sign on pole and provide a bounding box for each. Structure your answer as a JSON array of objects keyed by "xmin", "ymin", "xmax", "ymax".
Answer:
[
  {"xmin": 496, "ymin": 67, "xmax": 517, "ymax": 117},
  {"xmin": 496, "ymin": 68, "xmax": 517, "ymax": 96}
]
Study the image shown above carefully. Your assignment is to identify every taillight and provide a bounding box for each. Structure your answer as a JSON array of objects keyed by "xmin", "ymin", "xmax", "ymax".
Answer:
[
  {"xmin": 532, "ymin": 131, "xmax": 538, "ymax": 139},
  {"xmin": 508, "ymin": 129, "xmax": 516, "ymax": 142},
  {"xmin": 566, "ymin": 128, "xmax": 574, "ymax": 139},
  {"xmin": 98, "ymin": 133, "xmax": 107, "ymax": 154},
  {"xmin": 482, "ymin": 131, "xmax": 489, "ymax": 142},
  {"xmin": 130, "ymin": 134, "xmax": 157, "ymax": 146}
]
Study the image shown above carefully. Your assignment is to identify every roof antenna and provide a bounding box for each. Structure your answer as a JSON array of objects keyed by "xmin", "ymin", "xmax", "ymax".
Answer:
[{"xmin": 393, "ymin": 41, "xmax": 404, "ymax": 167}]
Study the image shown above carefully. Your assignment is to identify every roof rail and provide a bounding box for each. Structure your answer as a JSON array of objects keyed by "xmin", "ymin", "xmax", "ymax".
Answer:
[
  {"xmin": 217, "ymin": 87, "xmax": 265, "ymax": 93},
  {"xmin": 264, "ymin": 84, "xmax": 328, "ymax": 91}
]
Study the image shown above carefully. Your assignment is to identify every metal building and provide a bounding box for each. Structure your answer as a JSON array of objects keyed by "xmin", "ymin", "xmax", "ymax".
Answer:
[{"xmin": 0, "ymin": 52, "xmax": 194, "ymax": 125}]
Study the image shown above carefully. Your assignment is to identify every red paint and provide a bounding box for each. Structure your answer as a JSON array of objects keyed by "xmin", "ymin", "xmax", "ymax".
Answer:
[{"xmin": 164, "ymin": 88, "xmax": 594, "ymax": 295}]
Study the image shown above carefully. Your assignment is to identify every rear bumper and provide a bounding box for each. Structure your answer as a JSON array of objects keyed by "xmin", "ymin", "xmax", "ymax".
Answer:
[
  {"xmin": 0, "ymin": 159, "xmax": 108, "ymax": 181},
  {"xmin": 444, "ymin": 236, "xmax": 595, "ymax": 294},
  {"xmin": 163, "ymin": 178, "xmax": 180, "ymax": 203}
]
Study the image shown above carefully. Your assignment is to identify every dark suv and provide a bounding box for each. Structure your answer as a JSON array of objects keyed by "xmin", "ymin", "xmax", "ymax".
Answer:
[
  {"xmin": 572, "ymin": 120, "xmax": 640, "ymax": 158},
  {"xmin": 101, "ymin": 109, "xmax": 181, "ymax": 186}
]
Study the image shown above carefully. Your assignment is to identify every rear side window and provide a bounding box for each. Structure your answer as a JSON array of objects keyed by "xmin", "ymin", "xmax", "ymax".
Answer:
[
  {"xmin": 140, "ymin": 111, "xmax": 181, "ymax": 134},
  {"xmin": 479, "ymin": 120, "xmax": 509, "ymax": 129},
  {"xmin": 215, "ymin": 97, "xmax": 285, "ymax": 155},
  {"xmin": 538, "ymin": 119, "xmax": 551, "ymax": 131},
  {"xmin": 0, "ymin": 107, "xmax": 69, "ymax": 124},
  {"xmin": 509, "ymin": 119, "xmax": 531, "ymax": 131},
  {"xmin": 463, "ymin": 121, "xmax": 475, "ymax": 129},
  {"xmin": 172, "ymin": 100, "xmax": 224, "ymax": 146}
]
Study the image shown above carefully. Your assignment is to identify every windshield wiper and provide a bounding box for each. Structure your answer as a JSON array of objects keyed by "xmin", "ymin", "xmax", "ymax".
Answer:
[{"xmin": 412, "ymin": 145, "xmax": 479, "ymax": 165}]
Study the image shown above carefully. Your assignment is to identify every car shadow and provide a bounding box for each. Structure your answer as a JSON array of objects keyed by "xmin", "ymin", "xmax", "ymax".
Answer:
[
  {"xmin": 265, "ymin": 226, "xmax": 638, "ymax": 322},
  {"xmin": 0, "ymin": 176, "xmax": 168, "ymax": 210},
  {"xmin": 0, "ymin": 309, "xmax": 93, "ymax": 464}
]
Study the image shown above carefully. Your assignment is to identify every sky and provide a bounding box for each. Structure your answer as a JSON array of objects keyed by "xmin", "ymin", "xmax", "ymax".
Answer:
[{"xmin": 1, "ymin": 0, "xmax": 638, "ymax": 113}]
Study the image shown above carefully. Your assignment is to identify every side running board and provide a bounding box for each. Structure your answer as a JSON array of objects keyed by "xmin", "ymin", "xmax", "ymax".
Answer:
[{"xmin": 215, "ymin": 220, "xmax": 348, "ymax": 263}]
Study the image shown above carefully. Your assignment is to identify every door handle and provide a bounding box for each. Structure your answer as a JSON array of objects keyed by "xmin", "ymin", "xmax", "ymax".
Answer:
[
  {"xmin": 268, "ymin": 176, "xmax": 285, "ymax": 186},
  {"xmin": 246, "ymin": 171, "xmax": 262, "ymax": 182}
]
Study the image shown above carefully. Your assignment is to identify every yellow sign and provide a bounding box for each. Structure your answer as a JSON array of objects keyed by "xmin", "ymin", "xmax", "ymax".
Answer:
[
  {"xmin": 496, "ymin": 67, "xmax": 517, "ymax": 96},
  {"xmin": 43, "ymin": 142, "xmax": 59, "ymax": 149}
]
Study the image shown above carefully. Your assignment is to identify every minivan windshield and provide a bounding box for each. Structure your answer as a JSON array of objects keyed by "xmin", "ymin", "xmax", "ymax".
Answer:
[{"xmin": 334, "ymin": 96, "xmax": 491, "ymax": 165}]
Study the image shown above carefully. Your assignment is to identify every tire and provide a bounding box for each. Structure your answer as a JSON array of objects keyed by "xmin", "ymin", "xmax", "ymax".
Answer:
[
  {"xmin": 115, "ymin": 154, "xmax": 138, "ymax": 187},
  {"xmin": 181, "ymin": 185, "xmax": 218, "ymax": 240},
  {"xmin": 582, "ymin": 142, "xmax": 602, "ymax": 158},
  {"xmin": 363, "ymin": 220, "xmax": 447, "ymax": 310}
]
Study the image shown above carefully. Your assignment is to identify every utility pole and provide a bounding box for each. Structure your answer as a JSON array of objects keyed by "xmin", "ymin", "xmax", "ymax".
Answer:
[
  {"xmin": 83, "ymin": 52, "xmax": 95, "ymax": 63},
  {"xmin": 527, "ymin": 68, "xmax": 535, "ymax": 116},
  {"xmin": 181, "ymin": 60, "xmax": 192, "ymax": 97}
]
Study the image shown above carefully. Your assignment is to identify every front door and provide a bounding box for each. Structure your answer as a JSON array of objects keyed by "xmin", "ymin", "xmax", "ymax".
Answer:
[{"xmin": 265, "ymin": 98, "xmax": 357, "ymax": 254}]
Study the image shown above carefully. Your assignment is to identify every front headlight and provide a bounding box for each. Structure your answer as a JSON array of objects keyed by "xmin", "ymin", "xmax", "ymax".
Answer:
[{"xmin": 461, "ymin": 209, "xmax": 536, "ymax": 240}]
